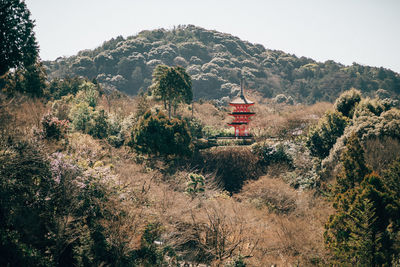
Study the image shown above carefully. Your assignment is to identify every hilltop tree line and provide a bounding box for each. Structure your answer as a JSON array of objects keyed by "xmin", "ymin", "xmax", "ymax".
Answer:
[{"xmin": 44, "ymin": 25, "xmax": 400, "ymax": 103}]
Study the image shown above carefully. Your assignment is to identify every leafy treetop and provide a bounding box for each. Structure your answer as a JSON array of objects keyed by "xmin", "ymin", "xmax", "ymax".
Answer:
[
  {"xmin": 129, "ymin": 110, "xmax": 193, "ymax": 159},
  {"xmin": 151, "ymin": 64, "xmax": 192, "ymax": 118},
  {"xmin": 0, "ymin": 0, "xmax": 38, "ymax": 76}
]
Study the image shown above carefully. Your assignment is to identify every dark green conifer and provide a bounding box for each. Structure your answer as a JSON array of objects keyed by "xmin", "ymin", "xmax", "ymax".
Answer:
[
  {"xmin": 325, "ymin": 134, "xmax": 399, "ymax": 265},
  {"xmin": 336, "ymin": 133, "xmax": 370, "ymax": 193}
]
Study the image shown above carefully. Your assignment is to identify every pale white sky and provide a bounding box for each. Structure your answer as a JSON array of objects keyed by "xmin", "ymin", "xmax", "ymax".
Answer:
[{"xmin": 26, "ymin": 0, "xmax": 400, "ymax": 73}]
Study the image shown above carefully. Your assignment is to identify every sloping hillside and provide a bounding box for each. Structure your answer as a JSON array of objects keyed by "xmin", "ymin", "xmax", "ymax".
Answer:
[{"xmin": 44, "ymin": 25, "xmax": 400, "ymax": 103}]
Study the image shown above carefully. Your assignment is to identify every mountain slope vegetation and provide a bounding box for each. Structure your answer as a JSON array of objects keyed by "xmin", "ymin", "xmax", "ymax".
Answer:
[
  {"xmin": 44, "ymin": 25, "xmax": 400, "ymax": 103},
  {"xmin": 3, "ymin": 7, "xmax": 400, "ymax": 264}
]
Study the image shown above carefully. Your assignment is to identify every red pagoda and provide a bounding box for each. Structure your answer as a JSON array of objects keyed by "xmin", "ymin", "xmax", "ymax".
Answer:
[{"xmin": 228, "ymin": 82, "xmax": 255, "ymax": 137}]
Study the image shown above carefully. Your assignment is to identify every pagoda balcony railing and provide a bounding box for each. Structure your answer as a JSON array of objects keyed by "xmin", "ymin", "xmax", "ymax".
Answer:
[
  {"xmin": 231, "ymin": 120, "xmax": 251, "ymax": 123},
  {"xmin": 233, "ymin": 106, "xmax": 251, "ymax": 112},
  {"xmin": 231, "ymin": 118, "xmax": 250, "ymax": 122}
]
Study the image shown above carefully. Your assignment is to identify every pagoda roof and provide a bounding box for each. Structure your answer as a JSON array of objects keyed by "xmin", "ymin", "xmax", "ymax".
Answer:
[
  {"xmin": 229, "ymin": 112, "xmax": 255, "ymax": 115},
  {"xmin": 228, "ymin": 122, "xmax": 249, "ymax": 125},
  {"xmin": 229, "ymin": 82, "xmax": 254, "ymax": 105}
]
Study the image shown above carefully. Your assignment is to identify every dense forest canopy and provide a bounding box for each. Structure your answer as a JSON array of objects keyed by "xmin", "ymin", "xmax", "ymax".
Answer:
[{"xmin": 44, "ymin": 25, "xmax": 400, "ymax": 103}]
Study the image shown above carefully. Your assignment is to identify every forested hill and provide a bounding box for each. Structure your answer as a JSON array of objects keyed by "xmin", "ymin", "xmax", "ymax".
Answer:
[{"xmin": 44, "ymin": 25, "xmax": 400, "ymax": 103}]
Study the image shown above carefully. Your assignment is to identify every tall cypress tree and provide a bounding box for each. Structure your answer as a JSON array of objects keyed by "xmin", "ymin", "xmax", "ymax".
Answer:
[
  {"xmin": 325, "ymin": 134, "xmax": 399, "ymax": 265},
  {"xmin": 347, "ymin": 198, "xmax": 380, "ymax": 266},
  {"xmin": 336, "ymin": 133, "xmax": 370, "ymax": 193}
]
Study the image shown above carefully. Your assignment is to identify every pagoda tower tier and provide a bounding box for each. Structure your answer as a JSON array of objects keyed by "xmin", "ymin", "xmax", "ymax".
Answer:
[{"xmin": 227, "ymin": 82, "xmax": 255, "ymax": 137}]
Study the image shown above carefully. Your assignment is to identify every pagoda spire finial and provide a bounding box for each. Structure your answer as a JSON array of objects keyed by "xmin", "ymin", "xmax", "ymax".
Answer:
[{"xmin": 240, "ymin": 79, "xmax": 244, "ymax": 97}]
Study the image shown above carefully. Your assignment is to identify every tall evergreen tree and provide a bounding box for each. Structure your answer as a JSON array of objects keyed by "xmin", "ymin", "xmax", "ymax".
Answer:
[
  {"xmin": 325, "ymin": 134, "xmax": 400, "ymax": 265},
  {"xmin": 0, "ymin": 0, "xmax": 38, "ymax": 76},
  {"xmin": 336, "ymin": 133, "xmax": 370, "ymax": 193},
  {"xmin": 325, "ymin": 173, "xmax": 396, "ymax": 266},
  {"xmin": 347, "ymin": 197, "xmax": 381, "ymax": 266},
  {"xmin": 151, "ymin": 65, "xmax": 192, "ymax": 119},
  {"xmin": 20, "ymin": 61, "xmax": 47, "ymax": 97}
]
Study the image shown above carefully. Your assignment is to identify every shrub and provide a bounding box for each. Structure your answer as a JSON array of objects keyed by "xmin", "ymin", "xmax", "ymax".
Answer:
[
  {"xmin": 353, "ymin": 98, "xmax": 386, "ymax": 118},
  {"xmin": 129, "ymin": 110, "xmax": 193, "ymax": 158},
  {"xmin": 306, "ymin": 111, "xmax": 348, "ymax": 159},
  {"xmin": 225, "ymin": 256, "xmax": 247, "ymax": 267},
  {"xmin": 185, "ymin": 117, "xmax": 204, "ymax": 139},
  {"xmin": 334, "ymin": 88, "xmax": 362, "ymax": 118},
  {"xmin": 186, "ymin": 173, "xmax": 205, "ymax": 197},
  {"xmin": 88, "ymin": 109, "xmax": 109, "ymax": 139},
  {"xmin": 69, "ymin": 102, "xmax": 94, "ymax": 133},
  {"xmin": 321, "ymin": 108, "xmax": 400, "ymax": 179},
  {"xmin": 106, "ymin": 135, "xmax": 123, "ymax": 148},
  {"xmin": 239, "ymin": 176, "xmax": 297, "ymax": 214},
  {"xmin": 274, "ymin": 94, "xmax": 287, "ymax": 104},
  {"xmin": 75, "ymin": 81, "xmax": 99, "ymax": 108},
  {"xmin": 41, "ymin": 112, "xmax": 69, "ymax": 140},
  {"xmin": 134, "ymin": 222, "xmax": 166, "ymax": 265},
  {"xmin": 202, "ymin": 126, "xmax": 234, "ymax": 138},
  {"xmin": 69, "ymin": 104, "xmax": 109, "ymax": 140},
  {"xmin": 0, "ymin": 141, "xmax": 53, "ymax": 265},
  {"xmin": 106, "ymin": 113, "xmax": 134, "ymax": 147},
  {"xmin": 199, "ymin": 147, "xmax": 260, "ymax": 192},
  {"xmin": 375, "ymin": 88, "xmax": 391, "ymax": 99},
  {"xmin": 66, "ymin": 133, "xmax": 105, "ymax": 163},
  {"xmin": 49, "ymin": 94, "xmax": 74, "ymax": 120},
  {"xmin": 251, "ymin": 141, "xmax": 293, "ymax": 167},
  {"xmin": 1, "ymin": 140, "xmax": 121, "ymax": 266}
]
